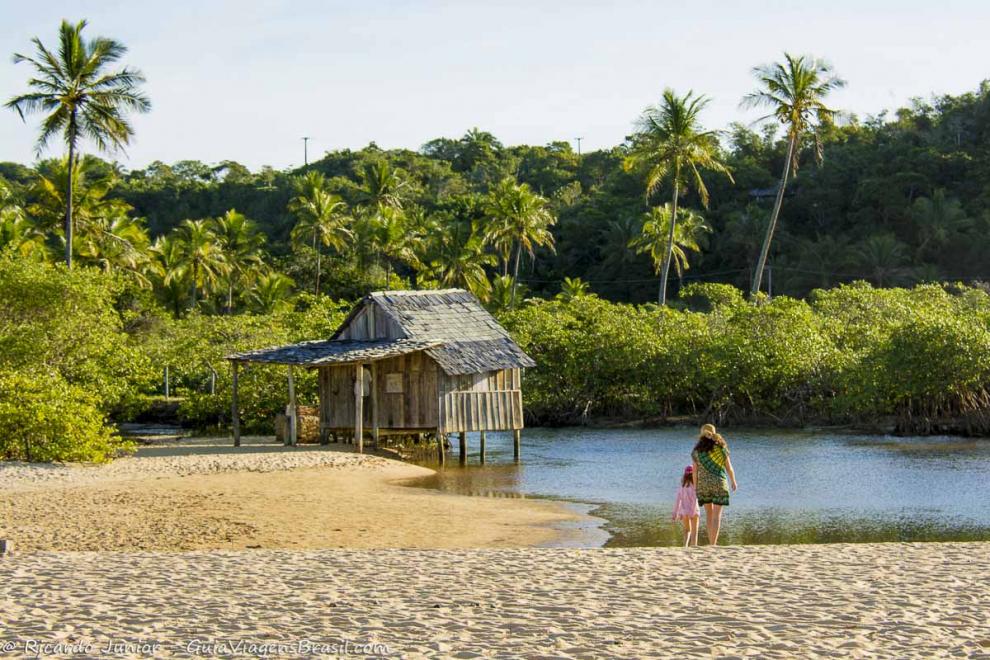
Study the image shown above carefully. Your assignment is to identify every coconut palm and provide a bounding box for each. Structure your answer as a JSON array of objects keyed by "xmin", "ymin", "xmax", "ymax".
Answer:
[
  {"xmin": 0, "ymin": 181, "xmax": 46, "ymax": 259},
  {"xmin": 5, "ymin": 19, "xmax": 150, "ymax": 267},
  {"xmin": 558, "ymin": 277, "xmax": 591, "ymax": 301},
  {"xmin": 173, "ymin": 219, "xmax": 228, "ymax": 307},
  {"xmin": 245, "ymin": 272, "xmax": 295, "ymax": 314},
  {"xmin": 742, "ymin": 53, "xmax": 845, "ymax": 297},
  {"xmin": 214, "ymin": 209, "xmax": 266, "ymax": 312},
  {"xmin": 911, "ymin": 189, "xmax": 971, "ymax": 260},
  {"xmin": 76, "ymin": 211, "xmax": 152, "ymax": 286},
  {"xmin": 631, "ymin": 204, "xmax": 711, "ymax": 300},
  {"xmin": 853, "ymin": 233, "xmax": 910, "ymax": 286},
  {"xmin": 624, "ymin": 89, "xmax": 732, "ymax": 305},
  {"xmin": 483, "ymin": 177, "xmax": 556, "ymax": 307},
  {"xmin": 289, "ymin": 172, "xmax": 351, "ymax": 294},
  {"xmin": 355, "ymin": 160, "xmax": 409, "ymax": 210},
  {"xmin": 429, "ymin": 219, "xmax": 495, "ymax": 301}
]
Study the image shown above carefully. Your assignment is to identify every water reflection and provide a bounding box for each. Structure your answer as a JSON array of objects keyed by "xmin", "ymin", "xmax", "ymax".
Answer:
[{"xmin": 403, "ymin": 427, "xmax": 990, "ymax": 547}]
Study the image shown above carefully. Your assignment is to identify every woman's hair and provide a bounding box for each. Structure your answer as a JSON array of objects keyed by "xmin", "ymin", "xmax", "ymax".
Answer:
[
  {"xmin": 681, "ymin": 472, "xmax": 693, "ymax": 487},
  {"xmin": 694, "ymin": 423, "xmax": 727, "ymax": 453}
]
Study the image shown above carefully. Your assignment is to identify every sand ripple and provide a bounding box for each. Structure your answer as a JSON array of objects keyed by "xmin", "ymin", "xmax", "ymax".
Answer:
[{"xmin": 2, "ymin": 543, "xmax": 988, "ymax": 658}]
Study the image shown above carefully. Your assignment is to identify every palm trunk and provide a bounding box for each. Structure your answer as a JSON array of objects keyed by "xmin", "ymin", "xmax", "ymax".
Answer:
[
  {"xmin": 657, "ymin": 175, "xmax": 680, "ymax": 306},
  {"xmin": 191, "ymin": 263, "xmax": 198, "ymax": 307},
  {"xmin": 510, "ymin": 243, "xmax": 522, "ymax": 308},
  {"xmin": 751, "ymin": 134, "xmax": 796, "ymax": 298},
  {"xmin": 64, "ymin": 135, "xmax": 76, "ymax": 268},
  {"xmin": 315, "ymin": 249, "xmax": 322, "ymax": 295},
  {"xmin": 227, "ymin": 283, "xmax": 233, "ymax": 314}
]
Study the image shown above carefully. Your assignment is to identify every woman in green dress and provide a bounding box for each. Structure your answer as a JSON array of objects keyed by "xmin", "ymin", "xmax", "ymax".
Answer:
[{"xmin": 692, "ymin": 423, "xmax": 737, "ymax": 545}]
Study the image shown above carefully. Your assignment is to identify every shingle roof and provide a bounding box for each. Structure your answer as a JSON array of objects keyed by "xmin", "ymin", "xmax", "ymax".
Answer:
[
  {"xmin": 226, "ymin": 338, "xmax": 440, "ymax": 366},
  {"xmin": 228, "ymin": 289, "xmax": 535, "ymax": 375},
  {"xmin": 358, "ymin": 289, "xmax": 536, "ymax": 375}
]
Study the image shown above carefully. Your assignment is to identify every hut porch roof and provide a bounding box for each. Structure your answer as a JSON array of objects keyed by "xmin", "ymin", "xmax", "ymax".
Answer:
[{"xmin": 226, "ymin": 338, "xmax": 440, "ymax": 366}]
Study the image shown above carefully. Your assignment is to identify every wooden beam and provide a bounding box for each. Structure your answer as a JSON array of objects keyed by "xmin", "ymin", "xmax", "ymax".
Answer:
[
  {"xmin": 354, "ymin": 363, "xmax": 364, "ymax": 454},
  {"xmin": 459, "ymin": 431, "xmax": 467, "ymax": 464},
  {"xmin": 287, "ymin": 365, "xmax": 297, "ymax": 446},
  {"xmin": 513, "ymin": 429, "xmax": 521, "ymax": 463},
  {"xmin": 479, "ymin": 430, "xmax": 486, "ymax": 464},
  {"xmin": 231, "ymin": 362, "xmax": 240, "ymax": 447},
  {"xmin": 371, "ymin": 361, "xmax": 379, "ymax": 448},
  {"xmin": 437, "ymin": 433, "xmax": 446, "ymax": 465}
]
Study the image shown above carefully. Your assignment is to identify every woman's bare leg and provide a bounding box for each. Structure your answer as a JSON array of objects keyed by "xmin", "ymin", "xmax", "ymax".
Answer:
[
  {"xmin": 681, "ymin": 518, "xmax": 691, "ymax": 547},
  {"xmin": 689, "ymin": 515, "xmax": 699, "ymax": 546},
  {"xmin": 709, "ymin": 504, "xmax": 724, "ymax": 545},
  {"xmin": 703, "ymin": 503, "xmax": 714, "ymax": 544}
]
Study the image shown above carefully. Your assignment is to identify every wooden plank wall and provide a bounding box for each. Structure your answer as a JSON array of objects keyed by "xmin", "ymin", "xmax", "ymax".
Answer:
[
  {"xmin": 439, "ymin": 389, "xmax": 524, "ymax": 433},
  {"xmin": 336, "ymin": 302, "xmax": 404, "ymax": 340}
]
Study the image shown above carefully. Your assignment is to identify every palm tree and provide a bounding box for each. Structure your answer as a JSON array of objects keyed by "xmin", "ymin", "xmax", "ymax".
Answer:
[
  {"xmin": 289, "ymin": 172, "xmax": 351, "ymax": 294},
  {"xmin": 76, "ymin": 211, "xmax": 152, "ymax": 285},
  {"xmin": 741, "ymin": 53, "xmax": 845, "ymax": 297},
  {"xmin": 214, "ymin": 209, "xmax": 266, "ymax": 312},
  {"xmin": 630, "ymin": 204, "xmax": 711, "ymax": 300},
  {"xmin": 173, "ymin": 219, "xmax": 228, "ymax": 307},
  {"xmin": 0, "ymin": 181, "xmax": 46, "ymax": 259},
  {"xmin": 6, "ymin": 19, "xmax": 150, "ymax": 267},
  {"xmin": 149, "ymin": 235, "xmax": 188, "ymax": 317},
  {"xmin": 355, "ymin": 160, "xmax": 409, "ymax": 210},
  {"xmin": 483, "ymin": 177, "xmax": 556, "ymax": 307},
  {"xmin": 853, "ymin": 233, "xmax": 909, "ymax": 286},
  {"xmin": 245, "ymin": 272, "xmax": 295, "ymax": 314},
  {"xmin": 429, "ymin": 219, "xmax": 495, "ymax": 301},
  {"xmin": 911, "ymin": 189, "xmax": 971, "ymax": 260},
  {"xmin": 557, "ymin": 277, "xmax": 591, "ymax": 301},
  {"xmin": 623, "ymin": 89, "xmax": 732, "ymax": 305}
]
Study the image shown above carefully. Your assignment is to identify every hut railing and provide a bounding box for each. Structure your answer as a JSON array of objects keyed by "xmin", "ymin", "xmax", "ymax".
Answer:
[{"xmin": 439, "ymin": 390, "xmax": 524, "ymax": 433}]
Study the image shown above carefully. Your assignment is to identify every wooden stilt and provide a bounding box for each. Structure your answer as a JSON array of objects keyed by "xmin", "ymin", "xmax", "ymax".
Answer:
[
  {"xmin": 354, "ymin": 363, "xmax": 364, "ymax": 454},
  {"xmin": 437, "ymin": 433, "xmax": 446, "ymax": 465},
  {"xmin": 286, "ymin": 365, "xmax": 297, "ymax": 446},
  {"xmin": 459, "ymin": 431, "xmax": 467, "ymax": 464},
  {"xmin": 231, "ymin": 362, "xmax": 241, "ymax": 447},
  {"xmin": 513, "ymin": 429, "xmax": 521, "ymax": 462},
  {"xmin": 479, "ymin": 430, "xmax": 486, "ymax": 464},
  {"xmin": 371, "ymin": 362, "xmax": 379, "ymax": 448}
]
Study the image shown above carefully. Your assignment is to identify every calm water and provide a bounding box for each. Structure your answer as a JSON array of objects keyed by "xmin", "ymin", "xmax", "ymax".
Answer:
[{"xmin": 404, "ymin": 427, "xmax": 990, "ymax": 547}]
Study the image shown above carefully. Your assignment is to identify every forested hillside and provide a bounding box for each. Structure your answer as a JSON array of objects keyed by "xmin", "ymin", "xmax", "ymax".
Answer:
[{"xmin": 3, "ymin": 82, "xmax": 989, "ymax": 306}]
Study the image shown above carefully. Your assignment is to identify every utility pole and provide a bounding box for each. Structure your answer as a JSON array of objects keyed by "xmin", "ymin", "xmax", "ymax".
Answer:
[
  {"xmin": 302, "ymin": 136, "xmax": 310, "ymax": 166},
  {"xmin": 574, "ymin": 137, "xmax": 583, "ymax": 156}
]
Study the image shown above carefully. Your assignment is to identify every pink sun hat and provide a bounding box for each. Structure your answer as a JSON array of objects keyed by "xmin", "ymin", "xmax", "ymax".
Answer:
[{"xmin": 683, "ymin": 465, "xmax": 694, "ymax": 474}]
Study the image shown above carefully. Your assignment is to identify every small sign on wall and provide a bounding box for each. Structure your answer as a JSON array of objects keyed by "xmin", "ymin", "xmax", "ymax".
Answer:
[{"xmin": 385, "ymin": 373, "xmax": 403, "ymax": 393}]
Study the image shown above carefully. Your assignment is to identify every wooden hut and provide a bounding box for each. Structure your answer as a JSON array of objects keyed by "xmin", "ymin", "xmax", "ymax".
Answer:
[{"xmin": 225, "ymin": 289, "xmax": 535, "ymax": 462}]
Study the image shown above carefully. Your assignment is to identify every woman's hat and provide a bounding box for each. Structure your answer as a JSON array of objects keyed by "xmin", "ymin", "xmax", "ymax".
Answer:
[{"xmin": 683, "ymin": 465, "xmax": 694, "ymax": 474}]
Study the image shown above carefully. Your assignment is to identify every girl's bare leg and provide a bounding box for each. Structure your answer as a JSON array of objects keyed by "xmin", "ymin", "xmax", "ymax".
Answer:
[
  {"xmin": 710, "ymin": 504, "xmax": 724, "ymax": 545},
  {"xmin": 689, "ymin": 515, "xmax": 699, "ymax": 546},
  {"xmin": 681, "ymin": 518, "xmax": 691, "ymax": 547}
]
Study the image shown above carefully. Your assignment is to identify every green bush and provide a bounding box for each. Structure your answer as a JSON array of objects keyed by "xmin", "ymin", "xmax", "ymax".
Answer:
[{"xmin": 0, "ymin": 370, "xmax": 130, "ymax": 463}]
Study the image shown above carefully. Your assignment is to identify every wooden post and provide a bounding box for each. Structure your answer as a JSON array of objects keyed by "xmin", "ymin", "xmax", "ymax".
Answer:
[
  {"xmin": 371, "ymin": 362, "xmax": 379, "ymax": 448},
  {"xmin": 513, "ymin": 429, "xmax": 521, "ymax": 462},
  {"xmin": 479, "ymin": 430, "xmax": 487, "ymax": 464},
  {"xmin": 459, "ymin": 431, "xmax": 467, "ymax": 464},
  {"xmin": 164, "ymin": 366, "xmax": 170, "ymax": 399},
  {"xmin": 437, "ymin": 432, "xmax": 445, "ymax": 465},
  {"xmin": 231, "ymin": 362, "xmax": 241, "ymax": 447},
  {"xmin": 287, "ymin": 365, "xmax": 297, "ymax": 446},
  {"xmin": 354, "ymin": 363, "xmax": 364, "ymax": 454}
]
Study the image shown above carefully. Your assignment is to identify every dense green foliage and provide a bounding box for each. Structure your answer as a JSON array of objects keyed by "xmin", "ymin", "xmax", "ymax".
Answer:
[
  {"xmin": 502, "ymin": 283, "xmax": 990, "ymax": 434},
  {"xmin": 4, "ymin": 82, "xmax": 990, "ymax": 308}
]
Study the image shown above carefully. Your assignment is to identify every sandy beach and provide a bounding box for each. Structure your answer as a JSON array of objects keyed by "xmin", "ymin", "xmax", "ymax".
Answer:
[
  {"xmin": 0, "ymin": 544, "xmax": 987, "ymax": 658},
  {"xmin": 3, "ymin": 439, "xmax": 989, "ymax": 658},
  {"xmin": 0, "ymin": 438, "xmax": 577, "ymax": 551}
]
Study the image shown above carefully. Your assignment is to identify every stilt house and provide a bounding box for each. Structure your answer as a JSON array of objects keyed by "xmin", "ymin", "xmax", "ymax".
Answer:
[{"xmin": 226, "ymin": 289, "xmax": 535, "ymax": 461}]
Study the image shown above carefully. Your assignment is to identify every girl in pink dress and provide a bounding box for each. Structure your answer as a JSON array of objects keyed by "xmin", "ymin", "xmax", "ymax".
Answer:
[{"xmin": 672, "ymin": 465, "xmax": 700, "ymax": 546}]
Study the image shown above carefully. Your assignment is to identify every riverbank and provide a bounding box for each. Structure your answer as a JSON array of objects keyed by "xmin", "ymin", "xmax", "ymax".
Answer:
[
  {"xmin": 2, "ymin": 542, "xmax": 988, "ymax": 658},
  {"xmin": 0, "ymin": 437, "xmax": 580, "ymax": 551}
]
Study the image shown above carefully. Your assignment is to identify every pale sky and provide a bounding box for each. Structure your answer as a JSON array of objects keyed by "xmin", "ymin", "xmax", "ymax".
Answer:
[{"xmin": 1, "ymin": 0, "xmax": 987, "ymax": 171}]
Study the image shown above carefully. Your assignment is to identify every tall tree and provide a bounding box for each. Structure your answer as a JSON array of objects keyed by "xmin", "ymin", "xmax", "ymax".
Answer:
[
  {"xmin": 483, "ymin": 177, "xmax": 556, "ymax": 307},
  {"xmin": 6, "ymin": 19, "xmax": 150, "ymax": 267},
  {"xmin": 630, "ymin": 204, "xmax": 711, "ymax": 299},
  {"xmin": 623, "ymin": 89, "xmax": 732, "ymax": 305},
  {"xmin": 214, "ymin": 209, "xmax": 266, "ymax": 312},
  {"xmin": 742, "ymin": 53, "xmax": 844, "ymax": 297},
  {"xmin": 173, "ymin": 219, "xmax": 228, "ymax": 307},
  {"xmin": 289, "ymin": 172, "xmax": 350, "ymax": 294}
]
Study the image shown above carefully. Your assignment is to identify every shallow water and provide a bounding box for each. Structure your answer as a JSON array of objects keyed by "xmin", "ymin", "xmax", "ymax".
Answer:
[{"xmin": 405, "ymin": 427, "xmax": 990, "ymax": 547}]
